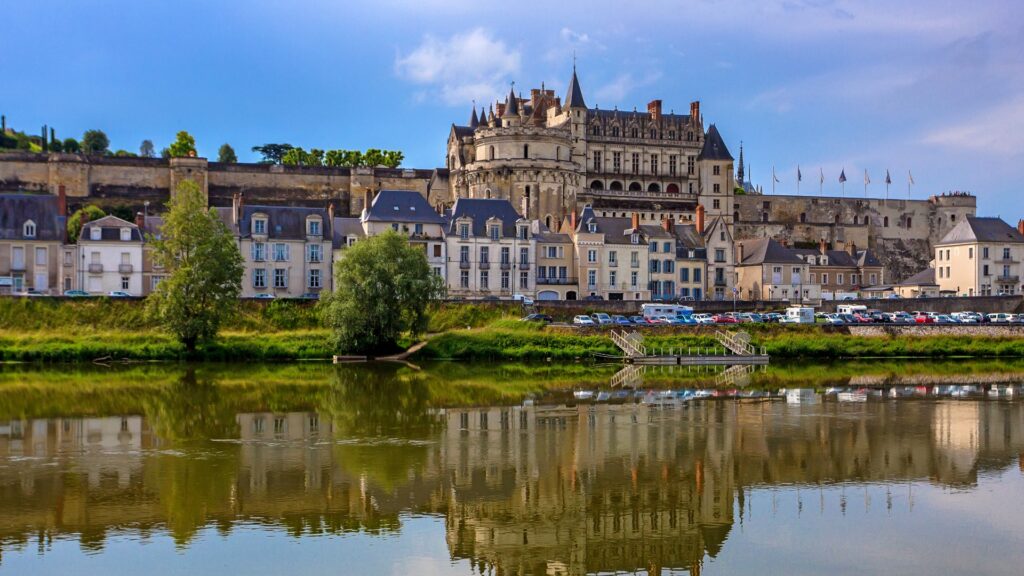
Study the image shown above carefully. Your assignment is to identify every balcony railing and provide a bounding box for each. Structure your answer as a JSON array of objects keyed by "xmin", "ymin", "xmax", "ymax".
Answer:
[
  {"xmin": 459, "ymin": 260, "xmax": 471, "ymax": 269},
  {"xmin": 537, "ymin": 277, "xmax": 574, "ymax": 285},
  {"xmin": 996, "ymin": 275, "xmax": 1019, "ymax": 283},
  {"xmin": 500, "ymin": 261, "xmax": 511, "ymax": 270},
  {"xmin": 118, "ymin": 264, "xmax": 134, "ymax": 274},
  {"xmin": 10, "ymin": 261, "xmax": 25, "ymax": 271},
  {"xmin": 88, "ymin": 263, "xmax": 103, "ymax": 274},
  {"xmin": 479, "ymin": 261, "xmax": 490, "ymax": 270},
  {"xmin": 714, "ymin": 277, "xmax": 727, "ymax": 286},
  {"xmin": 608, "ymin": 261, "xmax": 618, "ymax": 267}
]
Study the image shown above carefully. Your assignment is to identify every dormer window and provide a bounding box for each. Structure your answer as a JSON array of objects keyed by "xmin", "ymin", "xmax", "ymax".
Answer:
[
  {"xmin": 90, "ymin": 227, "xmax": 101, "ymax": 241},
  {"xmin": 518, "ymin": 226, "xmax": 527, "ymax": 240},
  {"xmin": 489, "ymin": 225, "xmax": 500, "ymax": 240},
  {"xmin": 588, "ymin": 223, "xmax": 597, "ymax": 233},
  {"xmin": 307, "ymin": 219, "xmax": 321, "ymax": 236},
  {"xmin": 23, "ymin": 220, "xmax": 36, "ymax": 238},
  {"xmin": 459, "ymin": 223, "xmax": 470, "ymax": 240},
  {"xmin": 253, "ymin": 217, "xmax": 267, "ymax": 235},
  {"xmin": 631, "ymin": 233, "xmax": 640, "ymax": 244},
  {"xmin": 120, "ymin": 228, "xmax": 131, "ymax": 241}
]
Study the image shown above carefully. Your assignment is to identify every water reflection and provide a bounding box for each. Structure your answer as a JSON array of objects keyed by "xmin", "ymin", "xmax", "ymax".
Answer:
[{"xmin": 0, "ymin": 364, "xmax": 1023, "ymax": 575}]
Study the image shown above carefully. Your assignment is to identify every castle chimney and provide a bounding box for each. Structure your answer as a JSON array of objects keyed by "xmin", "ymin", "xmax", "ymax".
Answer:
[
  {"xmin": 819, "ymin": 238, "xmax": 827, "ymax": 255},
  {"xmin": 737, "ymin": 242, "xmax": 745, "ymax": 263},
  {"xmin": 570, "ymin": 210, "xmax": 577, "ymax": 232},
  {"xmin": 696, "ymin": 204, "xmax": 706, "ymax": 234},
  {"xmin": 631, "ymin": 212, "xmax": 640, "ymax": 231},
  {"xmin": 662, "ymin": 217, "xmax": 673, "ymax": 233},
  {"xmin": 135, "ymin": 211, "xmax": 145, "ymax": 231},
  {"xmin": 690, "ymin": 101, "xmax": 701, "ymax": 123},
  {"xmin": 1018, "ymin": 219, "xmax": 1024, "ymax": 237},
  {"xmin": 363, "ymin": 189, "xmax": 373, "ymax": 214},
  {"xmin": 847, "ymin": 241, "xmax": 857, "ymax": 256},
  {"xmin": 648, "ymin": 100, "xmax": 662, "ymax": 121},
  {"xmin": 57, "ymin": 185, "xmax": 67, "ymax": 218}
]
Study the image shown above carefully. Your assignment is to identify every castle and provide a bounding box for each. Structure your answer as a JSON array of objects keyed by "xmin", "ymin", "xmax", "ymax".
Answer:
[{"xmin": 0, "ymin": 66, "xmax": 975, "ymax": 282}]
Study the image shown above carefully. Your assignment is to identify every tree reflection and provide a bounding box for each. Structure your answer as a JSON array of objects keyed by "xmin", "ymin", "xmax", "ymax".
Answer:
[{"xmin": 142, "ymin": 368, "xmax": 240, "ymax": 443}]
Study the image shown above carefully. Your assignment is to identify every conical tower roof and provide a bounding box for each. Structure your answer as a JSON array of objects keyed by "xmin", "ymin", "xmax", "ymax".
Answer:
[
  {"xmin": 566, "ymin": 66, "xmax": 586, "ymax": 108},
  {"xmin": 469, "ymin": 107, "xmax": 479, "ymax": 128},
  {"xmin": 504, "ymin": 86, "xmax": 519, "ymax": 116},
  {"xmin": 698, "ymin": 124, "xmax": 733, "ymax": 161}
]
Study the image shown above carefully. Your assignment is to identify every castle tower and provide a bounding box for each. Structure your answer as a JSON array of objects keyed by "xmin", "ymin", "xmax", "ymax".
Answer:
[
  {"xmin": 697, "ymin": 124, "xmax": 735, "ymax": 227},
  {"xmin": 565, "ymin": 65, "xmax": 588, "ymax": 170},
  {"xmin": 736, "ymin": 141, "xmax": 745, "ymax": 186}
]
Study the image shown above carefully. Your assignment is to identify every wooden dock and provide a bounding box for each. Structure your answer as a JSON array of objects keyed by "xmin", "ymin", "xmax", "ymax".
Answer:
[{"xmin": 608, "ymin": 329, "xmax": 770, "ymax": 367}]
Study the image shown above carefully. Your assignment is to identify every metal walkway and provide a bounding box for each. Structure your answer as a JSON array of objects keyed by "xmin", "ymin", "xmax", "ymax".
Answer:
[{"xmin": 607, "ymin": 329, "xmax": 770, "ymax": 367}]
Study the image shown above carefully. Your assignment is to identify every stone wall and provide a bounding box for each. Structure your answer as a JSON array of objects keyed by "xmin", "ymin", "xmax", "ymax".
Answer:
[
  {"xmin": 817, "ymin": 295, "xmax": 1022, "ymax": 314},
  {"xmin": 0, "ymin": 152, "xmax": 439, "ymax": 216},
  {"xmin": 848, "ymin": 324, "xmax": 1024, "ymax": 338}
]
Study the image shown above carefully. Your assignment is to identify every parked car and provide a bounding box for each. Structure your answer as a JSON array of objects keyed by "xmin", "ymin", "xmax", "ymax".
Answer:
[
  {"xmin": 951, "ymin": 312, "xmax": 979, "ymax": 323},
  {"xmin": 629, "ymin": 315, "xmax": 652, "ymax": 325},
  {"xmin": 513, "ymin": 294, "xmax": 534, "ymax": 306},
  {"xmin": 712, "ymin": 314, "xmax": 738, "ymax": 324},
  {"xmin": 692, "ymin": 313, "xmax": 715, "ymax": 325},
  {"xmin": 20, "ymin": 288, "xmax": 48, "ymax": 297},
  {"xmin": 932, "ymin": 314, "xmax": 957, "ymax": 324},
  {"xmin": 107, "ymin": 291, "xmax": 133, "ymax": 298},
  {"xmin": 914, "ymin": 313, "xmax": 934, "ymax": 324},
  {"xmin": 612, "ymin": 315, "xmax": 632, "ymax": 326},
  {"xmin": 591, "ymin": 313, "xmax": 613, "ymax": 326},
  {"xmin": 851, "ymin": 313, "xmax": 874, "ymax": 323},
  {"xmin": 64, "ymin": 290, "xmax": 91, "ymax": 297},
  {"xmin": 521, "ymin": 313, "xmax": 553, "ymax": 323},
  {"xmin": 987, "ymin": 313, "xmax": 1012, "ymax": 323},
  {"xmin": 298, "ymin": 292, "xmax": 320, "ymax": 300},
  {"xmin": 573, "ymin": 315, "xmax": 596, "ymax": 326},
  {"xmin": 676, "ymin": 296, "xmax": 696, "ymax": 303},
  {"xmin": 762, "ymin": 312, "xmax": 783, "ymax": 323},
  {"xmin": 824, "ymin": 314, "xmax": 845, "ymax": 325},
  {"xmin": 739, "ymin": 313, "xmax": 763, "ymax": 323},
  {"xmin": 252, "ymin": 293, "xmax": 276, "ymax": 300},
  {"xmin": 583, "ymin": 294, "xmax": 604, "ymax": 301}
]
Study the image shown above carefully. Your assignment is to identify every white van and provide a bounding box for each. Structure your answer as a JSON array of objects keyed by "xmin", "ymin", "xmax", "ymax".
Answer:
[
  {"xmin": 837, "ymin": 304, "xmax": 867, "ymax": 316},
  {"xmin": 781, "ymin": 307, "xmax": 815, "ymax": 324},
  {"xmin": 641, "ymin": 303, "xmax": 693, "ymax": 320}
]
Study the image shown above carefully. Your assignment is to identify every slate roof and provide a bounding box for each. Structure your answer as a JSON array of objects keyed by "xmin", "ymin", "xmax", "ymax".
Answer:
[
  {"xmin": 593, "ymin": 217, "xmax": 645, "ymax": 245},
  {"xmin": 332, "ymin": 217, "xmax": 364, "ymax": 248},
  {"xmin": 791, "ymin": 248, "xmax": 859, "ymax": 267},
  {"xmin": 504, "ymin": 87, "xmax": 520, "ymax": 116},
  {"xmin": 589, "ymin": 108, "xmax": 693, "ymax": 125},
  {"xmin": 447, "ymin": 198, "xmax": 526, "ymax": 238},
  {"xmin": 80, "ymin": 215, "xmax": 144, "ymax": 242},
  {"xmin": 738, "ymin": 238, "xmax": 803, "ymax": 265},
  {"xmin": 697, "ymin": 124, "xmax": 733, "ymax": 161},
  {"xmin": 639, "ymin": 224, "xmax": 674, "ymax": 240},
  {"xmin": 899, "ymin": 267, "xmax": 937, "ymax": 286},
  {"xmin": 452, "ymin": 125, "xmax": 474, "ymax": 139},
  {"xmin": 0, "ymin": 194, "xmax": 66, "ymax": 241},
  {"xmin": 537, "ymin": 232, "xmax": 572, "ymax": 244},
  {"xmin": 937, "ymin": 216, "xmax": 1024, "ymax": 245},
  {"xmin": 856, "ymin": 249, "xmax": 882, "ymax": 267},
  {"xmin": 364, "ymin": 190, "xmax": 446, "ymax": 225},
  {"xmin": 566, "ymin": 67, "xmax": 586, "ymax": 108},
  {"xmin": 673, "ymin": 224, "xmax": 706, "ymax": 251},
  {"xmin": 244, "ymin": 205, "xmax": 330, "ymax": 240}
]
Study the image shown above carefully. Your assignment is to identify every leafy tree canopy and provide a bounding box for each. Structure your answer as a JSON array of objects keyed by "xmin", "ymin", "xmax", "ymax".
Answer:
[
  {"xmin": 67, "ymin": 205, "xmax": 106, "ymax": 244},
  {"xmin": 140, "ymin": 139, "xmax": 156, "ymax": 158},
  {"xmin": 62, "ymin": 138, "xmax": 81, "ymax": 153},
  {"xmin": 146, "ymin": 180, "xmax": 244, "ymax": 352},
  {"xmin": 282, "ymin": 148, "xmax": 404, "ymax": 168},
  {"xmin": 81, "ymin": 129, "xmax": 110, "ymax": 155},
  {"xmin": 251, "ymin": 143, "xmax": 294, "ymax": 164},
  {"xmin": 168, "ymin": 131, "xmax": 197, "ymax": 158},
  {"xmin": 217, "ymin": 143, "xmax": 237, "ymax": 163},
  {"xmin": 324, "ymin": 231, "xmax": 445, "ymax": 354}
]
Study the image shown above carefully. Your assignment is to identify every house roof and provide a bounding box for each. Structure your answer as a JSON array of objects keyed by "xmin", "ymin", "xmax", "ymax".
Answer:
[
  {"xmin": 0, "ymin": 193, "xmax": 66, "ymax": 242},
  {"xmin": 938, "ymin": 216, "xmax": 1024, "ymax": 245},
  {"xmin": 899, "ymin": 267, "xmax": 937, "ymax": 286},
  {"xmin": 364, "ymin": 190, "xmax": 445, "ymax": 225},
  {"xmin": 332, "ymin": 217, "xmax": 364, "ymax": 248},
  {"xmin": 593, "ymin": 217, "xmax": 645, "ymax": 245},
  {"xmin": 237, "ymin": 205, "xmax": 331, "ymax": 240},
  {"xmin": 81, "ymin": 215, "xmax": 144, "ymax": 242},
  {"xmin": 697, "ymin": 124, "xmax": 733, "ymax": 161},
  {"xmin": 738, "ymin": 238, "xmax": 803, "ymax": 265},
  {"xmin": 791, "ymin": 248, "xmax": 858, "ymax": 267},
  {"xmin": 856, "ymin": 249, "xmax": 882, "ymax": 267},
  {"xmin": 447, "ymin": 198, "xmax": 526, "ymax": 238},
  {"xmin": 639, "ymin": 224, "xmax": 674, "ymax": 240},
  {"xmin": 673, "ymin": 224, "xmax": 705, "ymax": 251}
]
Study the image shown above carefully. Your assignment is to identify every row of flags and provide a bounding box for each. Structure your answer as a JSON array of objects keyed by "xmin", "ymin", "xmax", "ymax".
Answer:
[
  {"xmin": 773, "ymin": 167, "xmax": 915, "ymax": 185},
  {"xmin": 770, "ymin": 165, "xmax": 916, "ymax": 198}
]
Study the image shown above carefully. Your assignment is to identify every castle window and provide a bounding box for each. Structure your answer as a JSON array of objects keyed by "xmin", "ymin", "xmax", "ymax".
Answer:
[
  {"xmin": 713, "ymin": 183, "xmax": 720, "ymax": 193},
  {"xmin": 650, "ymin": 155, "xmax": 658, "ymax": 175},
  {"xmin": 489, "ymin": 146, "xmax": 494, "ymax": 160},
  {"xmin": 556, "ymin": 146, "xmax": 561, "ymax": 160},
  {"xmin": 631, "ymin": 127, "xmax": 638, "ymax": 138},
  {"xmin": 733, "ymin": 210, "xmax": 739, "ymax": 221},
  {"xmin": 612, "ymin": 126, "xmax": 620, "ymax": 137},
  {"xmin": 762, "ymin": 212, "xmax": 769, "ymax": 223},
  {"xmin": 713, "ymin": 199, "xmax": 720, "ymax": 209},
  {"xmin": 669, "ymin": 130, "xmax": 676, "ymax": 139},
  {"xmin": 669, "ymin": 155, "xmax": 677, "ymax": 176},
  {"xmin": 687, "ymin": 156, "xmax": 695, "ymax": 175},
  {"xmin": 593, "ymin": 151, "xmax": 602, "ymax": 171},
  {"xmin": 523, "ymin": 145, "xmax": 529, "ymax": 159},
  {"xmin": 951, "ymin": 214, "xmax": 956, "ymax": 222},
  {"xmin": 800, "ymin": 213, "xmax": 806, "ymax": 223},
  {"xmin": 631, "ymin": 153, "xmax": 640, "ymax": 174},
  {"xmin": 120, "ymin": 228, "xmax": 131, "ymax": 241},
  {"xmin": 687, "ymin": 131, "xmax": 694, "ymax": 141},
  {"xmin": 884, "ymin": 216, "xmax": 889, "ymax": 227},
  {"xmin": 307, "ymin": 218, "xmax": 321, "ymax": 237},
  {"xmin": 835, "ymin": 215, "xmax": 841, "ymax": 224},
  {"xmin": 906, "ymin": 217, "xmax": 913, "ymax": 228},
  {"xmin": 23, "ymin": 220, "xmax": 36, "ymax": 238},
  {"xmin": 612, "ymin": 152, "xmax": 622, "ymax": 172},
  {"xmin": 713, "ymin": 165, "xmax": 720, "ymax": 176},
  {"xmin": 650, "ymin": 130, "xmax": 657, "ymax": 139},
  {"xmin": 590, "ymin": 180, "xmax": 604, "ymax": 190},
  {"xmin": 610, "ymin": 181, "xmax": 623, "ymax": 191}
]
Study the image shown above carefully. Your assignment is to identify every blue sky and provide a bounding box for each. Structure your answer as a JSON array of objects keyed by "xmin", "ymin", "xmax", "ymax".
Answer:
[{"xmin": 3, "ymin": 0, "xmax": 1022, "ymax": 216}]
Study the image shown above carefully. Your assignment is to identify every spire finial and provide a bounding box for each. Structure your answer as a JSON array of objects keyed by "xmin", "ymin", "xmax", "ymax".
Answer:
[{"xmin": 573, "ymin": 49, "xmax": 577, "ymax": 71}]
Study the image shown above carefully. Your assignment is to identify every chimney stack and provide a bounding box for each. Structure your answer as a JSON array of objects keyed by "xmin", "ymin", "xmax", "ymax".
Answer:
[
  {"xmin": 737, "ymin": 242, "xmax": 745, "ymax": 263},
  {"xmin": 363, "ymin": 189, "xmax": 373, "ymax": 214},
  {"xmin": 135, "ymin": 211, "xmax": 145, "ymax": 231},
  {"xmin": 662, "ymin": 217, "xmax": 673, "ymax": 233},
  {"xmin": 1018, "ymin": 219, "xmax": 1024, "ymax": 237},
  {"xmin": 631, "ymin": 212, "xmax": 640, "ymax": 231},
  {"xmin": 647, "ymin": 100, "xmax": 662, "ymax": 121},
  {"xmin": 690, "ymin": 101, "xmax": 701, "ymax": 123},
  {"xmin": 570, "ymin": 210, "xmax": 577, "ymax": 232},
  {"xmin": 696, "ymin": 204, "xmax": 706, "ymax": 234},
  {"xmin": 847, "ymin": 241, "xmax": 857, "ymax": 256},
  {"xmin": 819, "ymin": 237, "xmax": 827, "ymax": 255},
  {"xmin": 57, "ymin": 185, "xmax": 67, "ymax": 218}
]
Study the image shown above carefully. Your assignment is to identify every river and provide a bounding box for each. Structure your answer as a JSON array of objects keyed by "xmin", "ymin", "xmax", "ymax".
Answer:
[{"xmin": 1, "ymin": 361, "xmax": 1023, "ymax": 575}]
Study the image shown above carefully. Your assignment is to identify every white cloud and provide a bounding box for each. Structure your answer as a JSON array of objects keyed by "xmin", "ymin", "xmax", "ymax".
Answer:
[
  {"xmin": 922, "ymin": 96, "xmax": 1024, "ymax": 155},
  {"xmin": 394, "ymin": 28, "xmax": 520, "ymax": 106},
  {"xmin": 593, "ymin": 71, "xmax": 662, "ymax": 106}
]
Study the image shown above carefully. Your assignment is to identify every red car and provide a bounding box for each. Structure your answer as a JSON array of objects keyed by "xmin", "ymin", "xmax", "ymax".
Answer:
[
  {"xmin": 852, "ymin": 313, "xmax": 874, "ymax": 323},
  {"xmin": 914, "ymin": 314, "xmax": 934, "ymax": 324},
  {"xmin": 712, "ymin": 314, "xmax": 738, "ymax": 324}
]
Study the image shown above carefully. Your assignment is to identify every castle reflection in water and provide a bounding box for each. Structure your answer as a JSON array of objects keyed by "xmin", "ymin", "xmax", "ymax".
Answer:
[{"xmin": 2, "ymin": 399, "xmax": 1023, "ymax": 575}]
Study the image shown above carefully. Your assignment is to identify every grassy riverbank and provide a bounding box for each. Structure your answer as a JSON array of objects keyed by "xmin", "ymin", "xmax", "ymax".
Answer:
[{"xmin": 6, "ymin": 298, "xmax": 1024, "ymax": 362}]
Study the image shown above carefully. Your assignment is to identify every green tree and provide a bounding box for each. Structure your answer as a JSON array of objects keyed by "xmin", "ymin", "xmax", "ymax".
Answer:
[
  {"xmin": 62, "ymin": 138, "xmax": 80, "ymax": 153},
  {"xmin": 147, "ymin": 180, "xmax": 244, "ymax": 353},
  {"xmin": 67, "ymin": 205, "xmax": 106, "ymax": 243},
  {"xmin": 324, "ymin": 231, "xmax": 445, "ymax": 354},
  {"xmin": 81, "ymin": 129, "xmax": 110, "ymax": 155},
  {"xmin": 168, "ymin": 131, "xmax": 197, "ymax": 158},
  {"xmin": 251, "ymin": 143, "xmax": 293, "ymax": 164},
  {"xmin": 48, "ymin": 138, "xmax": 63, "ymax": 153},
  {"xmin": 281, "ymin": 147, "xmax": 324, "ymax": 167},
  {"xmin": 140, "ymin": 139, "xmax": 155, "ymax": 158},
  {"xmin": 217, "ymin": 143, "xmax": 237, "ymax": 163}
]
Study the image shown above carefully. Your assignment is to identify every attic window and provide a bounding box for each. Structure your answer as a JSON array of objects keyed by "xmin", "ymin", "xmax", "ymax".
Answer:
[
  {"xmin": 410, "ymin": 206, "xmax": 416, "ymax": 211},
  {"xmin": 90, "ymin": 227, "xmax": 101, "ymax": 241},
  {"xmin": 120, "ymin": 228, "xmax": 131, "ymax": 241},
  {"xmin": 631, "ymin": 233, "xmax": 639, "ymax": 244},
  {"xmin": 393, "ymin": 206, "xmax": 400, "ymax": 211},
  {"xmin": 23, "ymin": 220, "xmax": 36, "ymax": 238},
  {"xmin": 588, "ymin": 223, "xmax": 597, "ymax": 233}
]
